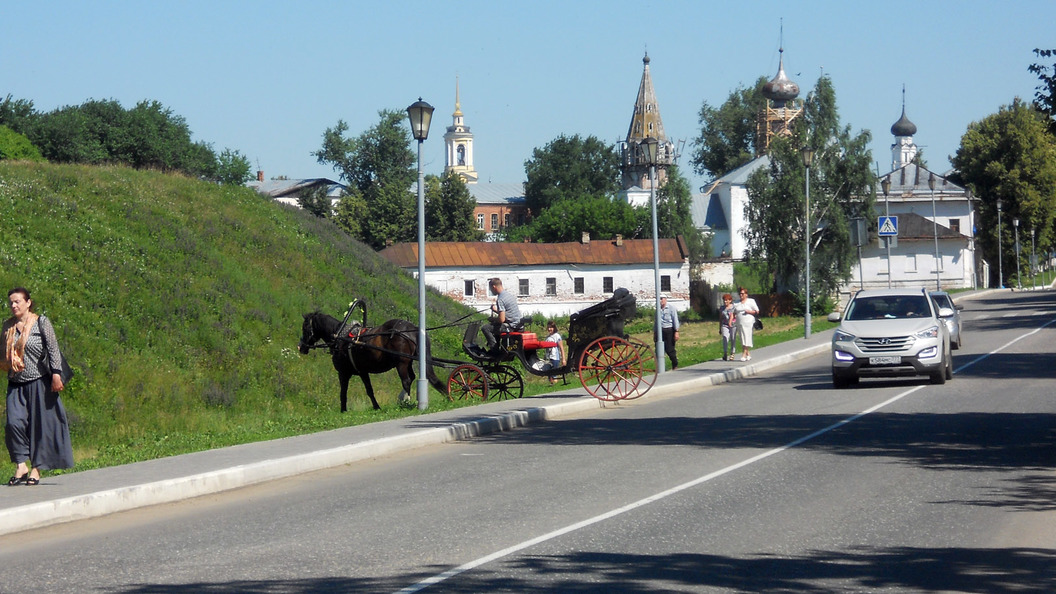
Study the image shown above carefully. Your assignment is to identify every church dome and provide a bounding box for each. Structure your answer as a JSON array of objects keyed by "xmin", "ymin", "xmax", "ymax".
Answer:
[
  {"xmin": 891, "ymin": 106, "xmax": 917, "ymax": 137},
  {"xmin": 762, "ymin": 49, "xmax": 799, "ymax": 107}
]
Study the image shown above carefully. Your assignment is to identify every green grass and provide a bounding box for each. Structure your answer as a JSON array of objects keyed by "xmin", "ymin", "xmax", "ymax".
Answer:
[{"xmin": 0, "ymin": 161, "xmax": 840, "ymax": 475}]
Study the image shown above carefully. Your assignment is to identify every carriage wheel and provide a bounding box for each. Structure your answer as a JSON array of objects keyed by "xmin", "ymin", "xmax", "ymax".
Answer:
[
  {"xmin": 577, "ymin": 336, "xmax": 643, "ymax": 401},
  {"xmin": 447, "ymin": 364, "xmax": 489, "ymax": 401},
  {"xmin": 623, "ymin": 338, "xmax": 658, "ymax": 400},
  {"xmin": 487, "ymin": 365, "xmax": 524, "ymax": 400}
]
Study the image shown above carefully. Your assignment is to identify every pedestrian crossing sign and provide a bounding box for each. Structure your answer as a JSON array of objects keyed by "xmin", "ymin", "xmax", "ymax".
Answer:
[{"xmin": 878, "ymin": 216, "xmax": 898, "ymax": 236}]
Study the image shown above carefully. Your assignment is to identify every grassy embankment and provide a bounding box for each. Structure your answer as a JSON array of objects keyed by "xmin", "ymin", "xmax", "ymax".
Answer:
[{"xmin": 0, "ymin": 161, "xmax": 834, "ymax": 474}]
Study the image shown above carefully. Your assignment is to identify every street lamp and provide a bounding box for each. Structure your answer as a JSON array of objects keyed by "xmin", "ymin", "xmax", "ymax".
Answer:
[
  {"xmin": 881, "ymin": 176, "xmax": 892, "ymax": 288},
  {"xmin": 406, "ymin": 98, "xmax": 434, "ymax": 410},
  {"xmin": 641, "ymin": 136, "xmax": 665, "ymax": 374},
  {"xmin": 1031, "ymin": 227, "xmax": 1036, "ymax": 290},
  {"xmin": 1014, "ymin": 217, "xmax": 1021, "ymax": 290},
  {"xmin": 928, "ymin": 173, "xmax": 941, "ymax": 291},
  {"xmin": 801, "ymin": 147, "xmax": 814, "ymax": 338},
  {"xmin": 996, "ymin": 198, "xmax": 1004, "ymax": 289}
]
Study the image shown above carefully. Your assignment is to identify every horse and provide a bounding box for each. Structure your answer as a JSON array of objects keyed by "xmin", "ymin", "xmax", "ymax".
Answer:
[{"xmin": 299, "ymin": 312, "xmax": 447, "ymax": 412}]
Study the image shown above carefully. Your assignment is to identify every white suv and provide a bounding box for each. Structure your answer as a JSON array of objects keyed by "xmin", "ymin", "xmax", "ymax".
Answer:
[{"xmin": 828, "ymin": 288, "xmax": 954, "ymax": 388}]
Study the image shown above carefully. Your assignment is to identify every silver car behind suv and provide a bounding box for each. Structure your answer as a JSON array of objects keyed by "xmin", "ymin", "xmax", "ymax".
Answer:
[{"xmin": 828, "ymin": 288, "xmax": 954, "ymax": 388}]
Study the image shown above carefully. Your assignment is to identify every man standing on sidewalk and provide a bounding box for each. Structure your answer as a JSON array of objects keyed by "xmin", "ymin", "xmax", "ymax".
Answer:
[{"xmin": 658, "ymin": 294, "xmax": 680, "ymax": 370}]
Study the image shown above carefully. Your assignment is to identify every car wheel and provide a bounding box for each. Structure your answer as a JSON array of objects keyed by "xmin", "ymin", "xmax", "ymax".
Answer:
[
  {"xmin": 945, "ymin": 352, "xmax": 954, "ymax": 380},
  {"xmin": 930, "ymin": 367, "xmax": 947, "ymax": 384}
]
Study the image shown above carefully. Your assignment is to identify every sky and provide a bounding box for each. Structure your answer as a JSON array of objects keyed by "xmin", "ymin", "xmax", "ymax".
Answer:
[{"xmin": 3, "ymin": 1, "xmax": 1053, "ymax": 195}]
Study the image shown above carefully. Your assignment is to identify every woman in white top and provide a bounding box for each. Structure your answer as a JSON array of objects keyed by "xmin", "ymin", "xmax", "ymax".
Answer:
[{"xmin": 733, "ymin": 287, "xmax": 760, "ymax": 361}]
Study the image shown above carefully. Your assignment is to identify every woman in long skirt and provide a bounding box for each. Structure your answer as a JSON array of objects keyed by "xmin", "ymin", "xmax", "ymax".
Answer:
[{"xmin": 3, "ymin": 287, "xmax": 73, "ymax": 486}]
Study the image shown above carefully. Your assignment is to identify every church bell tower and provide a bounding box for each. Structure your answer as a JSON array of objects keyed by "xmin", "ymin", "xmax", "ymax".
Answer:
[{"xmin": 443, "ymin": 77, "xmax": 478, "ymax": 184}]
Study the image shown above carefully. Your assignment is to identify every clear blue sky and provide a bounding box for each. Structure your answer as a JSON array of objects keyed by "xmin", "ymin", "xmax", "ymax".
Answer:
[{"xmin": 4, "ymin": 1, "xmax": 1052, "ymax": 193}]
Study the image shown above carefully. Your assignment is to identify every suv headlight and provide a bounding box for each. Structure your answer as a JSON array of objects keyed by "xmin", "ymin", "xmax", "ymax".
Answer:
[
  {"xmin": 915, "ymin": 325, "xmax": 940, "ymax": 340},
  {"xmin": 833, "ymin": 329, "xmax": 856, "ymax": 342}
]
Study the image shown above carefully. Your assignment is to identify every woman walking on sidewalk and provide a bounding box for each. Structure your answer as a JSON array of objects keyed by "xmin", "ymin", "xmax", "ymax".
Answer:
[
  {"xmin": 734, "ymin": 288, "xmax": 760, "ymax": 362},
  {"xmin": 3, "ymin": 287, "xmax": 74, "ymax": 486}
]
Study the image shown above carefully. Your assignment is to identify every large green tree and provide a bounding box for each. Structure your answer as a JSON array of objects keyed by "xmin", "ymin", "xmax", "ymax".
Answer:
[
  {"xmin": 1029, "ymin": 48, "xmax": 1056, "ymax": 134},
  {"xmin": 951, "ymin": 98, "xmax": 1056, "ymax": 286},
  {"xmin": 425, "ymin": 173, "xmax": 483, "ymax": 242},
  {"xmin": 314, "ymin": 110, "xmax": 417, "ymax": 249},
  {"xmin": 504, "ymin": 194, "xmax": 642, "ymax": 243},
  {"xmin": 743, "ymin": 76, "xmax": 874, "ymax": 300},
  {"xmin": 690, "ymin": 77, "xmax": 767, "ymax": 180},
  {"xmin": 523, "ymin": 134, "xmax": 621, "ymax": 215}
]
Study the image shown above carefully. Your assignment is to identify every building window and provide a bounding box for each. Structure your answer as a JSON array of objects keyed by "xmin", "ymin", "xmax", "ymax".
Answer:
[
  {"xmin": 545, "ymin": 277, "xmax": 556, "ymax": 296},
  {"xmin": 949, "ymin": 219, "xmax": 960, "ymax": 234},
  {"xmin": 661, "ymin": 275, "xmax": 671, "ymax": 292},
  {"xmin": 464, "ymin": 280, "xmax": 474, "ymax": 296},
  {"xmin": 574, "ymin": 277, "xmax": 584, "ymax": 294},
  {"xmin": 476, "ymin": 214, "xmax": 484, "ymax": 230},
  {"xmin": 504, "ymin": 213, "xmax": 511, "ymax": 228},
  {"xmin": 491, "ymin": 214, "xmax": 499, "ymax": 230},
  {"xmin": 518, "ymin": 279, "xmax": 529, "ymax": 297},
  {"xmin": 905, "ymin": 254, "xmax": 917, "ymax": 273},
  {"xmin": 603, "ymin": 277, "xmax": 614, "ymax": 293}
]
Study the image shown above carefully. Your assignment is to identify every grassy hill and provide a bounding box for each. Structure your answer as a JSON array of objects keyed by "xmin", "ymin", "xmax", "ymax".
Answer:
[{"xmin": 0, "ymin": 161, "xmax": 476, "ymax": 471}]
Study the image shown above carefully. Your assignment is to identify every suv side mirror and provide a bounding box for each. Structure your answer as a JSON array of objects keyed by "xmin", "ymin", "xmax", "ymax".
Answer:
[
  {"xmin": 827, "ymin": 312, "xmax": 842, "ymax": 322},
  {"xmin": 937, "ymin": 307, "xmax": 955, "ymax": 318}
]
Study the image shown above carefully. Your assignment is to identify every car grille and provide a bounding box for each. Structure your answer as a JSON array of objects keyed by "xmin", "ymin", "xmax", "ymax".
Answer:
[{"xmin": 856, "ymin": 335, "xmax": 913, "ymax": 353}]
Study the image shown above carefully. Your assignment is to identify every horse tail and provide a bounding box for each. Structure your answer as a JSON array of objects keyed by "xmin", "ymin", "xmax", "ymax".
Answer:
[{"xmin": 423, "ymin": 338, "xmax": 448, "ymax": 394}]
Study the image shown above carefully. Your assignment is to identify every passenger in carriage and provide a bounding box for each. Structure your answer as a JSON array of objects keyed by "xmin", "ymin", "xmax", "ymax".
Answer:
[
  {"xmin": 482, "ymin": 278, "xmax": 522, "ymax": 353},
  {"xmin": 544, "ymin": 320, "xmax": 565, "ymax": 384}
]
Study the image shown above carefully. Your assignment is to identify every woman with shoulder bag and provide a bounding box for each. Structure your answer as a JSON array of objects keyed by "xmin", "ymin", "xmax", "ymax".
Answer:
[
  {"xmin": 734, "ymin": 287, "xmax": 760, "ymax": 362},
  {"xmin": 3, "ymin": 287, "xmax": 74, "ymax": 486}
]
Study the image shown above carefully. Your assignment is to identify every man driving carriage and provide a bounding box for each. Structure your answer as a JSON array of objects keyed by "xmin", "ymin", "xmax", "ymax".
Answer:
[{"xmin": 481, "ymin": 277, "xmax": 522, "ymax": 353}]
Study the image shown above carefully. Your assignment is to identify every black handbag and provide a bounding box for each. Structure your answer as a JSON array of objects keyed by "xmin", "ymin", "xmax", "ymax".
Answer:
[{"xmin": 753, "ymin": 318, "xmax": 763, "ymax": 331}]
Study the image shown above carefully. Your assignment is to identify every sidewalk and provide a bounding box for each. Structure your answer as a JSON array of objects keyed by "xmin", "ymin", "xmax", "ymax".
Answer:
[{"xmin": 3, "ymin": 289, "xmax": 998, "ymax": 536}]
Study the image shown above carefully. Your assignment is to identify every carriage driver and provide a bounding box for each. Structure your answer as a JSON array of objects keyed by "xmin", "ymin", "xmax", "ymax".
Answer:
[{"xmin": 482, "ymin": 278, "xmax": 522, "ymax": 353}]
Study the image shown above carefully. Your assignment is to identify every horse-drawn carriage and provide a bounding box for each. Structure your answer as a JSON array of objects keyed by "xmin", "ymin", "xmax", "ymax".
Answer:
[
  {"xmin": 449, "ymin": 287, "xmax": 657, "ymax": 402},
  {"xmin": 299, "ymin": 288, "xmax": 657, "ymax": 411}
]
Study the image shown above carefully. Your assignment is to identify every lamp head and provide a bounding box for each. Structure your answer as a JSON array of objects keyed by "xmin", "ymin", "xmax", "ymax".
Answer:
[
  {"xmin": 640, "ymin": 136, "xmax": 659, "ymax": 165},
  {"xmin": 880, "ymin": 176, "xmax": 891, "ymax": 196},
  {"xmin": 406, "ymin": 98, "xmax": 434, "ymax": 141},
  {"xmin": 928, "ymin": 173, "xmax": 936, "ymax": 191},
  {"xmin": 801, "ymin": 147, "xmax": 814, "ymax": 167}
]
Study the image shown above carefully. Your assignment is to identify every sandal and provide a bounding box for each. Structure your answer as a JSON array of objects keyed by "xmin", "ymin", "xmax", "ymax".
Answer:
[
  {"xmin": 23, "ymin": 476, "xmax": 39, "ymax": 486},
  {"xmin": 7, "ymin": 475, "xmax": 27, "ymax": 486}
]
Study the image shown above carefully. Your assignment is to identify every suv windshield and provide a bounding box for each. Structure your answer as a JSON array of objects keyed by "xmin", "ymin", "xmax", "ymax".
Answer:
[{"xmin": 846, "ymin": 295, "xmax": 933, "ymax": 321}]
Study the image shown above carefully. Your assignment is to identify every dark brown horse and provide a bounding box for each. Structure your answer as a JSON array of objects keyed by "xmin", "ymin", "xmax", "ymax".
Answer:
[{"xmin": 299, "ymin": 312, "xmax": 447, "ymax": 411}]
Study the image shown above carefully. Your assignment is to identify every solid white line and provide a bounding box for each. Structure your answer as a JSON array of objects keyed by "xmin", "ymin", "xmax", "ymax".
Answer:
[{"xmin": 395, "ymin": 318, "xmax": 1055, "ymax": 593}]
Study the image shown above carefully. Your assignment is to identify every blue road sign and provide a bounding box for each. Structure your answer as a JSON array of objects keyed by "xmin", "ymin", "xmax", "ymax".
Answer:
[{"xmin": 878, "ymin": 216, "xmax": 898, "ymax": 236}]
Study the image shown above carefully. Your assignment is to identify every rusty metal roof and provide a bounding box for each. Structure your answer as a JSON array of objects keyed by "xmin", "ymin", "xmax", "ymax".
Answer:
[{"xmin": 380, "ymin": 236, "xmax": 688, "ymax": 268}]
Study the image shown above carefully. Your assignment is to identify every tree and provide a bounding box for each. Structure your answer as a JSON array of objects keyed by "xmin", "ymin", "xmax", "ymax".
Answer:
[
  {"xmin": 951, "ymin": 98, "xmax": 1056, "ymax": 286},
  {"xmin": 690, "ymin": 77, "xmax": 767, "ymax": 180},
  {"xmin": 425, "ymin": 173, "xmax": 483, "ymax": 241},
  {"xmin": 314, "ymin": 110, "xmax": 417, "ymax": 249},
  {"xmin": 1029, "ymin": 48, "xmax": 1056, "ymax": 134},
  {"xmin": 0, "ymin": 95, "xmax": 38, "ymax": 133},
  {"xmin": 215, "ymin": 148, "xmax": 252, "ymax": 185},
  {"xmin": 523, "ymin": 134, "xmax": 621, "ymax": 214},
  {"xmin": 299, "ymin": 185, "xmax": 333, "ymax": 219},
  {"xmin": 0, "ymin": 125, "xmax": 45, "ymax": 162},
  {"xmin": 743, "ymin": 76, "xmax": 875, "ymax": 300},
  {"xmin": 505, "ymin": 194, "xmax": 642, "ymax": 243}
]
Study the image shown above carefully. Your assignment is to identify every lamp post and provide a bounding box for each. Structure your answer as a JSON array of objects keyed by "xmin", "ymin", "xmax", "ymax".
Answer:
[
  {"xmin": 406, "ymin": 98, "xmax": 434, "ymax": 410},
  {"xmin": 1014, "ymin": 217, "xmax": 1021, "ymax": 290},
  {"xmin": 928, "ymin": 173, "xmax": 941, "ymax": 291},
  {"xmin": 642, "ymin": 136, "xmax": 664, "ymax": 374},
  {"xmin": 1031, "ymin": 227, "xmax": 1036, "ymax": 290},
  {"xmin": 801, "ymin": 147, "xmax": 813, "ymax": 338},
  {"xmin": 881, "ymin": 176, "xmax": 892, "ymax": 288},
  {"xmin": 996, "ymin": 198, "xmax": 1004, "ymax": 289}
]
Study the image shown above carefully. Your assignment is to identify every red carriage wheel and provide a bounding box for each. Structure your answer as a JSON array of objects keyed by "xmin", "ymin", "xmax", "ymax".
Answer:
[
  {"xmin": 577, "ymin": 336, "xmax": 643, "ymax": 401},
  {"xmin": 447, "ymin": 364, "xmax": 489, "ymax": 401},
  {"xmin": 622, "ymin": 338, "xmax": 657, "ymax": 399}
]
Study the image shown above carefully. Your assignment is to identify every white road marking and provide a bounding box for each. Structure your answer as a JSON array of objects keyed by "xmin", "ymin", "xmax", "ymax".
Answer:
[{"xmin": 395, "ymin": 317, "xmax": 1055, "ymax": 593}]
